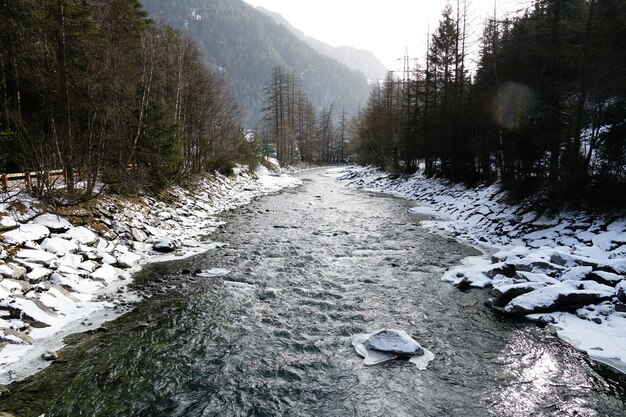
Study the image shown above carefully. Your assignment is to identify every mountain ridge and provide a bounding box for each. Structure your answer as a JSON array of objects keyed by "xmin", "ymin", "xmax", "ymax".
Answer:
[
  {"xmin": 256, "ymin": 6, "xmax": 388, "ymax": 81},
  {"xmin": 140, "ymin": 0, "xmax": 373, "ymax": 126}
]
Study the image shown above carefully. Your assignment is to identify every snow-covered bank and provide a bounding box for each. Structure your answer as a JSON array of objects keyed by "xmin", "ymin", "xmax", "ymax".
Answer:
[
  {"xmin": 0, "ymin": 166, "xmax": 301, "ymax": 383},
  {"xmin": 339, "ymin": 166, "xmax": 626, "ymax": 374}
]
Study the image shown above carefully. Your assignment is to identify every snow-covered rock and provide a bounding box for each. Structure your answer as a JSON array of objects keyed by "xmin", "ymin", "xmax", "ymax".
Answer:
[
  {"xmin": 32, "ymin": 214, "xmax": 72, "ymax": 233},
  {"xmin": 0, "ymin": 215, "xmax": 18, "ymax": 231},
  {"xmin": 14, "ymin": 249, "xmax": 57, "ymax": 267},
  {"xmin": 3, "ymin": 224, "xmax": 50, "ymax": 244},
  {"xmin": 363, "ymin": 329, "xmax": 424, "ymax": 356},
  {"xmin": 352, "ymin": 329, "xmax": 434, "ymax": 369},
  {"xmin": 40, "ymin": 237, "xmax": 79, "ymax": 256},
  {"xmin": 152, "ymin": 237, "xmax": 179, "ymax": 253},
  {"xmin": 61, "ymin": 226, "xmax": 98, "ymax": 246},
  {"xmin": 504, "ymin": 280, "xmax": 615, "ymax": 315}
]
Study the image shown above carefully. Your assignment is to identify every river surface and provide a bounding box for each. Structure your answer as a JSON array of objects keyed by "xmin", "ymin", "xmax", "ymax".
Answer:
[{"xmin": 1, "ymin": 168, "xmax": 625, "ymax": 417}]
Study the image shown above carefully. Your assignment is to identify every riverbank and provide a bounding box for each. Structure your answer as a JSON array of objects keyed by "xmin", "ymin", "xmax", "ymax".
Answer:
[
  {"xmin": 0, "ymin": 164, "xmax": 301, "ymax": 383},
  {"xmin": 338, "ymin": 166, "xmax": 626, "ymax": 374}
]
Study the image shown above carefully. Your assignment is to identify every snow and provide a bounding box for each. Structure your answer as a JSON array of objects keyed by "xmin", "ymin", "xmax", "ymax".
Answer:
[
  {"xmin": 0, "ymin": 164, "xmax": 301, "ymax": 383},
  {"xmin": 32, "ymin": 214, "xmax": 71, "ymax": 233},
  {"xmin": 408, "ymin": 206, "xmax": 439, "ymax": 216},
  {"xmin": 340, "ymin": 165, "xmax": 626, "ymax": 374},
  {"xmin": 40, "ymin": 237, "xmax": 79, "ymax": 256},
  {"xmin": 3, "ymin": 224, "xmax": 50, "ymax": 244}
]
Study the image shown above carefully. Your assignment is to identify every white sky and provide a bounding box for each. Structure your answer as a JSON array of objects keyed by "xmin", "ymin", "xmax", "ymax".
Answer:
[{"xmin": 242, "ymin": 0, "xmax": 532, "ymax": 72}]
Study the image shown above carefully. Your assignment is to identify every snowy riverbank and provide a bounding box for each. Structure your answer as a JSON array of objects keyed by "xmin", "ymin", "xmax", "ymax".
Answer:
[
  {"xmin": 0, "ymin": 165, "xmax": 301, "ymax": 383},
  {"xmin": 339, "ymin": 166, "xmax": 626, "ymax": 374}
]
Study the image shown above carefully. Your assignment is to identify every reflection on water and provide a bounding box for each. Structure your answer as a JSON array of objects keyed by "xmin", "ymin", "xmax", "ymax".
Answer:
[
  {"xmin": 487, "ymin": 329, "xmax": 615, "ymax": 416},
  {"xmin": 1, "ymin": 169, "xmax": 625, "ymax": 417}
]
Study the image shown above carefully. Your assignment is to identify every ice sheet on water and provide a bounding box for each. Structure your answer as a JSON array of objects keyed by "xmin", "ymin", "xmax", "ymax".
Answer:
[
  {"xmin": 408, "ymin": 206, "xmax": 439, "ymax": 217},
  {"xmin": 197, "ymin": 268, "xmax": 231, "ymax": 278}
]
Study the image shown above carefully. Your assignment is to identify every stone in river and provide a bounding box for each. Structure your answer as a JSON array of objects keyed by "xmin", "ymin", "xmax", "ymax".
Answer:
[{"xmin": 352, "ymin": 329, "xmax": 434, "ymax": 368}]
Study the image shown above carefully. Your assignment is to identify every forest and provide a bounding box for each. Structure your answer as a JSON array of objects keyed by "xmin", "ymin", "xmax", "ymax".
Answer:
[
  {"xmin": 353, "ymin": 0, "xmax": 626, "ymax": 208},
  {"xmin": 0, "ymin": 0, "xmax": 253, "ymax": 200}
]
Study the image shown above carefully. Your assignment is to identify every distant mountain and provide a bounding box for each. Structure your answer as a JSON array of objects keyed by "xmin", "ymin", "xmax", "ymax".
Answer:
[
  {"xmin": 140, "ymin": 0, "xmax": 373, "ymax": 126},
  {"xmin": 257, "ymin": 7, "xmax": 388, "ymax": 81}
]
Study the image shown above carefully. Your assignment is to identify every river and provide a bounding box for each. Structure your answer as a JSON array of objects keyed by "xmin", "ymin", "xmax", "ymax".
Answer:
[{"xmin": 1, "ymin": 168, "xmax": 625, "ymax": 416}]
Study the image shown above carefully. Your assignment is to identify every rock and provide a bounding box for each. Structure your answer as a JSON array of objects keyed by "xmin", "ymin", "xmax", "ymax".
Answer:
[
  {"xmin": 617, "ymin": 282, "xmax": 626, "ymax": 303},
  {"xmin": 550, "ymin": 251, "xmax": 598, "ymax": 268},
  {"xmin": 91, "ymin": 264, "xmax": 118, "ymax": 282},
  {"xmin": 511, "ymin": 259, "xmax": 563, "ymax": 275},
  {"xmin": 0, "ymin": 215, "xmax": 18, "ymax": 232},
  {"xmin": 116, "ymin": 252, "xmax": 141, "ymax": 269},
  {"xmin": 40, "ymin": 237, "xmax": 79, "ymax": 256},
  {"xmin": 583, "ymin": 271, "xmax": 624, "ymax": 286},
  {"xmin": 363, "ymin": 329, "xmax": 424, "ymax": 356},
  {"xmin": 352, "ymin": 330, "xmax": 434, "ymax": 368},
  {"xmin": 77, "ymin": 260, "xmax": 99, "ymax": 273},
  {"xmin": 61, "ymin": 226, "xmax": 98, "ymax": 246},
  {"xmin": 32, "ymin": 213, "xmax": 72, "ymax": 233},
  {"xmin": 504, "ymin": 280, "xmax": 615, "ymax": 315},
  {"xmin": 0, "ymin": 264, "xmax": 27, "ymax": 280},
  {"xmin": 152, "ymin": 237, "xmax": 179, "ymax": 253},
  {"xmin": 486, "ymin": 264, "xmax": 516, "ymax": 279},
  {"xmin": 490, "ymin": 282, "xmax": 547, "ymax": 307},
  {"xmin": 41, "ymin": 350, "xmax": 59, "ymax": 361},
  {"xmin": 158, "ymin": 211, "xmax": 173, "ymax": 220},
  {"xmin": 0, "ymin": 327, "xmax": 34, "ymax": 345},
  {"xmin": 15, "ymin": 249, "xmax": 57, "ymax": 267},
  {"xmin": 131, "ymin": 227, "xmax": 148, "ymax": 242},
  {"xmin": 3, "ymin": 223, "xmax": 50, "ymax": 244},
  {"xmin": 26, "ymin": 266, "xmax": 52, "ymax": 284}
]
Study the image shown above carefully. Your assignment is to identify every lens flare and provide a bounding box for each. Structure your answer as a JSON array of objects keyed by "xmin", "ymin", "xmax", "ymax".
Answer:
[{"xmin": 492, "ymin": 82, "xmax": 537, "ymax": 130}]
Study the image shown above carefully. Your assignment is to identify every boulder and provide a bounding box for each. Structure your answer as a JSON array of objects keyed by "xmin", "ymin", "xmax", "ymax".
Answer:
[
  {"xmin": 352, "ymin": 329, "xmax": 434, "ymax": 369},
  {"xmin": 363, "ymin": 329, "xmax": 424, "ymax": 356},
  {"xmin": 504, "ymin": 280, "xmax": 615, "ymax": 315},
  {"xmin": 0, "ymin": 264, "xmax": 27, "ymax": 280},
  {"xmin": 490, "ymin": 282, "xmax": 547, "ymax": 307},
  {"xmin": 40, "ymin": 237, "xmax": 79, "ymax": 256},
  {"xmin": 32, "ymin": 214, "xmax": 72, "ymax": 233},
  {"xmin": 15, "ymin": 249, "xmax": 57, "ymax": 267},
  {"xmin": 3, "ymin": 224, "xmax": 50, "ymax": 244},
  {"xmin": 583, "ymin": 271, "xmax": 623, "ymax": 286},
  {"xmin": 131, "ymin": 227, "xmax": 148, "ymax": 242},
  {"xmin": 152, "ymin": 237, "xmax": 179, "ymax": 253},
  {"xmin": 0, "ymin": 215, "xmax": 18, "ymax": 232},
  {"xmin": 61, "ymin": 226, "xmax": 98, "ymax": 246}
]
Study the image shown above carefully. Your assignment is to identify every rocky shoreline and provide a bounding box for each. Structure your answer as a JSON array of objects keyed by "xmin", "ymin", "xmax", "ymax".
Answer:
[
  {"xmin": 339, "ymin": 166, "xmax": 626, "ymax": 374},
  {"xmin": 0, "ymin": 166, "xmax": 301, "ymax": 383}
]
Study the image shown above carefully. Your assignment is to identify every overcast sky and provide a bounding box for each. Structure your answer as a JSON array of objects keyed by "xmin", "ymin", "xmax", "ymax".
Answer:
[{"xmin": 242, "ymin": 0, "xmax": 532, "ymax": 72}]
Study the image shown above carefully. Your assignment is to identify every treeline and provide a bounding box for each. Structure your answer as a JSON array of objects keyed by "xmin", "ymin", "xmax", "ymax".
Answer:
[
  {"xmin": 354, "ymin": 0, "xmax": 626, "ymax": 207},
  {"xmin": 1, "ymin": 0, "xmax": 253, "ymax": 200},
  {"xmin": 260, "ymin": 66, "xmax": 349, "ymax": 164}
]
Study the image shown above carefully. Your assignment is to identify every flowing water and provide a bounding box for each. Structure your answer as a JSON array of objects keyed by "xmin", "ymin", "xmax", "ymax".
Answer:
[{"xmin": 1, "ymin": 168, "xmax": 625, "ymax": 417}]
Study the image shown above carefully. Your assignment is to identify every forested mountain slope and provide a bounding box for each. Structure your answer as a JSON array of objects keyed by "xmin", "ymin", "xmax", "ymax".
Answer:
[
  {"xmin": 141, "ymin": 0, "xmax": 373, "ymax": 125},
  {"xmin": 256, "ymin": 7, "xmax": 388, "ymax": 81}
]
